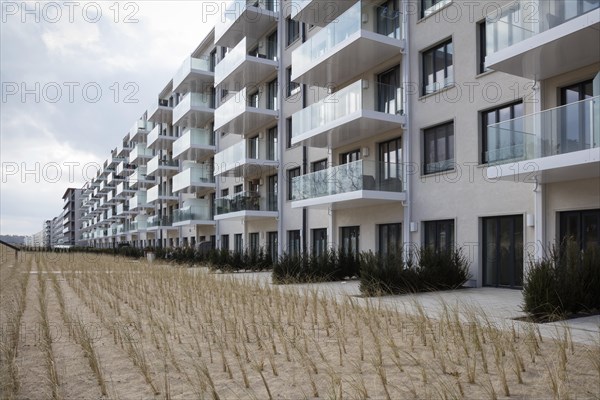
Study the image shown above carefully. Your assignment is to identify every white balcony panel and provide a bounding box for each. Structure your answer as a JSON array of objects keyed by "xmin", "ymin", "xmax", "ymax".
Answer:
[
  {"xmin": 214, "ymin": 88, "xmax": 277, "ymax": 134},
  {"xmin": 173, "ymin": 92, "xmax": 215, "ymax": 128},
  {"xmin": 485, "ymin": 1, "xmax": 600, "ymax": 79},
  {"xmin": 173, "ymin": 128, "xmax": 215, "ymax": 160},
  {"xmin": 173, "ymin": 56, "xmax": 214, "ymax": 94},
  {"xmin": 215, "ymin": 0, "xmax": 278, "ymax": 48},
  {"xmin": 215, "ymin": 38, "xmax": 278, "ymax": 89}
]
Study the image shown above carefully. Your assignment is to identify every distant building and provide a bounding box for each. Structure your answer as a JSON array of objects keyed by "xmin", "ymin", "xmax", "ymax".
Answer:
[{"xmin": 62, "ymin": 188, "xmax": 83, "ymax": 246}]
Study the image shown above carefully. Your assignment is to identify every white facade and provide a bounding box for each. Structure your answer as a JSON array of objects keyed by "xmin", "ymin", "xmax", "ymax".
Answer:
[{"xmin": 71, "ymin": 0, "xmax": 598, "ymax": 288}]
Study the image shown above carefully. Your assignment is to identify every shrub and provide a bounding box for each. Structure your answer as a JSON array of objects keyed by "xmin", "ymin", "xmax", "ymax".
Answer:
[
  {"xmin": 272, "ymin": 249, "xmax": 360, "ymax": 284},
  {"xmin": 523, "ymin": 239, "xmax": 600, "ymax": 319},
  {"xmin": 359, "ymin": 247, "xmax": 471, "ymax": 296}
]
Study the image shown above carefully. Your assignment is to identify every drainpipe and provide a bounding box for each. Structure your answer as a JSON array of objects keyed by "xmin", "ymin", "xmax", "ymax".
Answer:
[
  {"xmin": 532, "ymin": 80, "xmax": 544, "ymax": 261},
  {"xmin": 276, "ymin": 8, "xmax": 284, "ymax": 258},
  {"xmin": 401, "ymin": 2, "xmax": 412, "ymax": 259}
]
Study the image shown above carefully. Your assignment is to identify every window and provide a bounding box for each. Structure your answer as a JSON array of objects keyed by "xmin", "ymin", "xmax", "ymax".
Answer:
[
  {"xmin": 560, "ymin": 209, "xmax": 600, "ymax": 251},
  {"xmin": 234, "ymin": 234, "xmax": 243, "ymax": 253},
  {"xmin": 288, "ymin": 230, "xmax": 301, "ymax": 256},
  {"xmin": 286, "ymin": 117, "xmax": 293, "ymax": 148},
  {"xmin": 221, "ymin": 188, "xmax": 229, "ymax": 197},
  {"xmin": 379, "ymin": 137, "xmax": 402, "ymax": 189},
  {"xmin": 377, "ymin": 65, "xmax": 401, "ymax": 114},
  {"xmin": 379, "ymin": 223, "xmax": 402, "ymax": 255},
  {"xmin": 221, "ymin": 234, "xmax": 229, "ymax": 250},
  {"xmin": 377, "ymin": 0, "xmax": 401, "ymax": 38},
  {"xmin": 287, "ymin": 17, "xmax": 300, "ymax": 46},
  {"xmin": 248, "ymin": 91, "xmax": 259, "ymax": 107},
  {"xmin": 312, "ymin": 228, "xmax": 327, "ymax": 257},
  {"xmin": 267, "ymin": 174, "xmax": 278, "ymax": 211},
  {"xmin": 481, "ymin": 101, "xmax": 524, "ymax": 164},
  {"xmin": 234, "ymin": 184, "xmax": 243, "ymax": 194},
  {"xmin": 560, "ymin": 79, "xmax": 595, "ymax": 153},
  {"xmin": 267, "ymin": 127, "xmax": 278, "ymax": 161},
  {"xmin": 341, "ymin": 226, "xmax": 360, "ymax": 254},
  {"xmin": 267, "ymin": 79, "xmax": 278, "ymax": 110},
  {"xmin": 287, "ymin": 67, "xmax": 300, "ymax": 97},
  {"xmin": 478, "ymin": 20, "xmax": 489, "ymax": 74},
  {"xmin": 421, "ymin": 0, "xmax": 451, "ymax": 18},
  {"xmin": 311, "ymin": 159, "xmax": 327, "ymax": 172},
  {"xmin": 209, "ymin": 49, "xmax": 217, "ymax": 72},
  {"xmin": 422, "ymin": 39, "xmax": 453, "ymax": 95},
  {"xmin": 340, "ymin": 149, "xmax": 361, "ymax": 164},
  {"xmin": 423, "ymin": 121, "xmax": 454, "ymax": 174},
  {"xmin": 248, "ymin": 136, "xmax": 259, "ymax": 159},
  {"xmin": 267, "ymin": 30, "xmax": 278, "ymax": 60},
  {"xmin": 424, "ymin": 219, "xmax": 454, "ymax": 252},
  {"xmin": 249, "ymin": 233, "xmax": 260, "ymax": 253},
  {"xmin": 287, "ymin": 167, "xmax": 301, "ymax": 200},
  {"xmin": 268, "ymin": 231, "xmax": 278, "ymax": 261}
]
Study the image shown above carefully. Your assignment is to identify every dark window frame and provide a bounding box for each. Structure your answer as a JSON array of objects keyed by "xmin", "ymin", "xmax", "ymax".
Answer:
[
  {"xmin": 423, "ymin": 121, "xmax": 454, "ymax": 175},
  {"xmin": 481, "ymin": 101, "xmax": 524, "ymax": 164},
  {"xmin": 287, "ymin": 17, "xmax": 300, "ymax": 46},
  {"xmin": 287, "ymin": 167, "xmax": 301, "ymax": 200},
  {"xmin": 421, "ymin": 39, "xmax": 453, "ymax": 96},
  {"xmin": 423, "ymin": 219, "xmax": 454, "ymax": 252}
]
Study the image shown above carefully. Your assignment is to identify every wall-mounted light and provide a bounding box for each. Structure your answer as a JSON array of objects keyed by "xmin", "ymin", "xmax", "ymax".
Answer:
[
  {"xmin": 410, "ymin": 222, "xmax": 418, "ymax": 232},
  {"xmin": 526, "ymin": 213, "xmax": 535, "ymax": 227}
]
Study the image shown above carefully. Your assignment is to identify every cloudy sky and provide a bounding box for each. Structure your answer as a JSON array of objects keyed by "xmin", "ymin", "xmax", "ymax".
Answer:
[{"xmin": 1, "ymin": 1, "xmax": 219, "ymax": 235}]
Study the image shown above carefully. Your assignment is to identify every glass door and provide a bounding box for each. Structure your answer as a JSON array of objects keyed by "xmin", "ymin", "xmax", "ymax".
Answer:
[
  {"xmin": 483, "ymin": 215, "xmax": 524, "ymax": 288},
  {"xmin": 377, "ymin": 65, "xmax": 401, "ymax": 114},
  {"xmin": 560, "ymin": 79, "xmax": 594, "ymax": 153}
]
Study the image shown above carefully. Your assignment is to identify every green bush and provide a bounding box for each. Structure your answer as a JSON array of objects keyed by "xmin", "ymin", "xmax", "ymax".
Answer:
[
  {"xmin": 523, "ymin": 239, "xmax": 600, "ymax": 319},
  {"xmin": 359, "ymin": 247, "xmax": 471, "ymax": 296},
  {"xmin": 272, "ymin": 249, "xmax": 360, "ymax": 284}
]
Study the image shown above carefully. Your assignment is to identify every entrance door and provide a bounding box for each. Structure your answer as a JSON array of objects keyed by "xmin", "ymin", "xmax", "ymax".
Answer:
[{"xmin": 483, "ymin": 215, "xmax": 523, "ymax": 288}]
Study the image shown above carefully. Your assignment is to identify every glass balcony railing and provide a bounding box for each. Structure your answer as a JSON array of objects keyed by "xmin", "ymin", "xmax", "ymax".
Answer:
[
  {"xmin": 293, "ymin": 1, "xmax": 402, "ymax": 74},
  {"xmin": 173, "ymin": 204, "xmax": 213, "ymax": 223},
  {"xmin": 292, "ymin": 80, "xmax": 403, "ymax": 139},
  {"xmin": 215, "ymin": 191, "xmax": 278, "ymax": 215},
  {"xmin": 148, "ymin": 155, "xmax": 179, "ymax": 174},
  {"xmin": 147, "ymin": 215, "xmax": 173, "ymax": 228},
  {"xmin": 173, "ymin": 92, "xmax": 215, "ymax": 124},
  {"xmin": 147, "ymin": 185, "xmax": 177, "ymax": 203},
  {"xmin": 292, "ymin": 160, "xmax": 404, "ymax": 201},
  {"xmin": 129, "ymin": 120, "xmax": 154, "ymax": 138},
  {"xmin": 116, "ymin": 203, "xmax": 130, "ymax": 215},
  {"xmin": 216, "ymin": 0, "xmax": 278, "ymax": 41},
  {"xmin": 148, "ymin": 125, "xmax": 177, "ymax": 146},
  {"xmin": 214, "ymin": 138, "xmax": 276, "ymax": 174},
  {"xmin": 173, "ymin": 56, "xmax": 213, "ymax": 88},
  {"xmin": 487, "ymin": 96, "xmax": 600, "ymax": 164},
  {"xmin": 130, "ymin": 191, "xmax": 147, "ymax": 209},
  {"xmin": 173, "ymin": 128, "xmax": 215, "ymax": 156},
  {"xmin": 215, "ymin": 37, "xmax": 277, "ymax": 84},
  {"xmin": 173, "ymin": 165, "xmax": 215, "ymax": 192},
  {"xmin": 486, "ymin": 0, "xmax": 599, "ymax": 55},
  {"xmin": 130, "ymin": 144, "xmax": 154, "ymax": 161}
]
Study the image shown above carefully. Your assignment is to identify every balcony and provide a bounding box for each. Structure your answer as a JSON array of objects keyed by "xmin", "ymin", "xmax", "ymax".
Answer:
[
  {"xmin": 215, "ymin": 37, "xmax": 278, "ymax": 90},
  {"xmin": 147, "ymin": 124, "xmax": 177, "ymax": 150},
  {"xmin": 115, "ymin": 182, "xmax": 136, "ymax": 198},
  {"xmin": 173, "ymin": 128, "xmax": 215, "ymax": 160},
  {"xmin": 130, "ymin": 216, "xmax": 148, "ymax": 233},
  {"xmin": 214, "ymin": 138, "xmax": 278, "ymax": 177},
  {"xmin": 99, "ymin": 180, "xmax": 114, "ymax": 193},
  {"xmin": 291, "ymin": 1, "xmax": 403, "ymax": 85},
  {"xmin": 148, "ymin": 99, "xmax": 173, "ymax": 124},
  {"xmin": 292, "ymin": 80, "xmax": 405, "ymax": 147},
  {"xmin": 129, "ymin": 120, "xmax": 154, "ymax": 142},
  {"xmin": 129, "ymin": 166, "xmax": 156, "ymax": 188},
  {"xmin": 116, "ymin": 139, "xmax": 132, "ymax": 157},
  {"xmin": 486, "ymin": 96, "xmax": 600, "ymax": 183},
  {"xmin": 130, "ymin": 191, "xmax": 152, "ymax": 210},
  {"xmin": 116, "ymin": 203, "xmax": 134, "ymax": 216},
  {"xmin": 215, "ymin": 0, "xmax": 278, "ymax": 48},
  {"xmin": 105, "ymin": 191, "xmax": 118, "ymax": 205},
  {"xmin": 173, "ymin": 162, "xmax": 216, "ymax": 194},
  {"xmin": 173, "ymin": 92, "xmax": 215, "ymax": 128},
  {"xmin": 173, "ymin": 199, "xmax": 214, "ymax": 226},
  {"xmin": 485, "ymin": 0, "xmax": 600, "ymax": 79},
  {"xmin": 292, "ymin": 160, "xmax": 405, "ymax": 209},
  {"xmin": 214, "ymin": 88, "xmax": 277, "ymax": 134},
  {"xmin": 147, "ymin": 215, "xmax": 174, "ymax": 229},
  {"xmin": 291, "ymin": 0, "xmax": 356, "ymax": 26},
  {"xmin": 147, "ymin": 184, "xmax": 178, "ymax": 204},
  {"xmin": 215, "ymin": 191, "xmax": 278, "ymax": 220},
  {"xmin": 107, "ymin": 172, "xmax": 125, "ymax": 185},
  {"xmin": 116, "ymin": 161, "xmax": 136, "ymax": 175},
  {"xmin": 173, "ymin": 56, "xmax": 214, "ymax": 94},
  {"xmin": 129, "ymin": 143, "xmax": 154, "ymax": 163},
  {"xmin": 147, "ymin": 155, "xmax": 179, "ymax": 177}
]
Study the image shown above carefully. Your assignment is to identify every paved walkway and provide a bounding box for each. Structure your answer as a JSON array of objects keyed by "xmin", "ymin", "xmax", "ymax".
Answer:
[{"xmin": 198, "ymin": 269, "xmax": 599, "ymax": 345}]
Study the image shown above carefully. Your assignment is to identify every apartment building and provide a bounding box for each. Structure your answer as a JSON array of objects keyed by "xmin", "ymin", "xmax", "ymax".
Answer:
[
  {"xmin": 61, "ymin": 188, "xmax": 83, "ymax": 246},
  {"xmin": 77, "ymin": 0, "xmax": 599, "ymax": 288}
]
